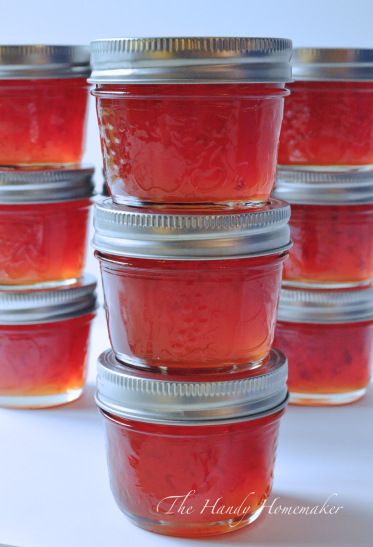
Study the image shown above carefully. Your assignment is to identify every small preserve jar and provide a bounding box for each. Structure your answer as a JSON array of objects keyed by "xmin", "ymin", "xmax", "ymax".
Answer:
[
  {"xmin": 278, "ymin": 48, "xmax": 373, "ymax": 167},
  {"xmin": 93, "ymin": 199, "xmax": 291, "ymax": 372},
  {"xmin": 0, "ymin": 166, "xmax": 94, "ymax": 286},
  {"xmin": 0, "ymin": 45, "xmax": 90, "ymax": 165},
  {"xmin": 90, "ymin": 37, "xmax": 292, "ymax": 207},
  {"xmin": 274, "ymin": 167, "xmax": 373, "ymax": 288},
  {"xmin": 96, "ymin": 348, "xmax": 288, "ymax": 537},
  {"xmin": 274, "ymin": 287, "xmax": 373, "ymax": 406},
  {"xmin": 0, "ymin": 276, "xmax": 96, "ymax": 408}
]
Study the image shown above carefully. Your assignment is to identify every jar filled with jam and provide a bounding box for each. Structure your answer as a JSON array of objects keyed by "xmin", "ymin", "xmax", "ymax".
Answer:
[
  {"xmin": 93, "ymin": 198, "xmax": 291, "ymax": 373},
  {"xmin": 90, "ymin": 37, "xmax": 292, "ymax": 207},
  {"xmin": 279, "ymin": 48, "xmax": 373, "ymax": 168},
  {"xmin": 0, "ymin": 45, "xmax": 90, "ymax": 166},
  {"xmin": 0, "ymin": 276, "xmax": 96, "ymax": 408},
  {"xmin": 274, "ymin": 167, "xmax": 373, "ymax": 288},
  {"xmin": 274, "ymin": 286, "xmax": 373, "ymax": 405},
  {"xmin": 96, "ymin": 348, "xmax": 288, "ymax": 537},
  {"xmin": 0, "ymin": 166, "xmax": 94, "ymax": 286}
]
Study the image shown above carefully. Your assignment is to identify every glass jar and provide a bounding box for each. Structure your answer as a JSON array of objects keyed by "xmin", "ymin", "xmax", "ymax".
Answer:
[
  {"xmin": 0, "ymin": 166, "xmax": 94, "ymax": 286},
  {"xmin": 96, "ymin": 348, "xmax": 288, "ymax": 537},
  {"xmin": 90, "ymin": 37, "xmax": 292, "ymax": 207},
  {"xmin": 93, "ymin": 199, "xmax": 291, "ymax": 372},
  {"xmin": 278, "ymin": 48, "xmax": 373, "ymax": 167},
  {"xmin": 0, "ymin": 45, "xmax": 90, "ymax": 165},
  {"xmin": 274, "ymin": 167, "xmax": 373, "ymax": 288},
  {"xmin": 274, "ymin": 287, "xmax": 373, "ymax": 405},
  {"xmin": 0, "ymin": 276, "xmax": 96, "ymax": 408}
]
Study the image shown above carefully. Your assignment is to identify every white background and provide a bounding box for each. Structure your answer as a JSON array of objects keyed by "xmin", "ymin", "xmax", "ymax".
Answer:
[{"xmin": 0, "ymin": 1, "xmax": 372, "ymax": 546}]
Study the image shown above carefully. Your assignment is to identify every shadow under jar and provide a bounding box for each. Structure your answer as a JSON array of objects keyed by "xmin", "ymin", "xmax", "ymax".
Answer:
[
  {"xmin": 0, "ymin": 45, "xmax": 90, "ymax": 166},
  {"xmin": 89, "ymin": 37, "xmax": 292, "ymax": 208},
  {"xmin": 278, "ymin": 48, "xmax": 373, "ymax": 168},
  {"xmin": 0, "ymin": 166, "xmax": 94, "ymax": 286},
  {"xmin": 96, "ymin": 348, "xmax": 288, "ymax": 538},
  {"xmin": 274, "ymin": 167, "xmax": 373, "ymax": 288},
  {"xmin": 0, "ymin": 275, "xmax": 96, "ymax": 408},
  {"xmin": 274, "ymin": 286, "xmax": 373, "ymax": 406},
  {"xmin": 93, "ymin": 199, "xmax": 291, "ymax": 373}
]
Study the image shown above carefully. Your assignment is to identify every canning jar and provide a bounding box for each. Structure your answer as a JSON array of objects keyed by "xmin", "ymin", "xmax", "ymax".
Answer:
[
  {"xmin": 274, "ymin": 167, "xmax": 373, "ymax": 288},
  {"xmin": 90, "ymin": 37, "xmax": 292, "ymax": 207},
  {"xmin": 0, "ymin": 45, "xmax": 90, "ymax": 165},
  {"xmin": 0, "ymin": 166, "xmax": 94, "ymax": 286},
  {"xmin": 0, "ymin": 276, "xmax": 96, "ymax": 408},
  {"xmin": 96, "ymin": 348, "xmax": 288, "ymax": 537},
  {"xmin": 279, "ymin": 48, "xmax": 373, "ymax": 167},
  {"xmin": 274, "ymin": 287, "xmax": 373, "ymax": 405},
  {"xmin": 93, "ymin": 199, "xmax": 291, "ymax": 372}
]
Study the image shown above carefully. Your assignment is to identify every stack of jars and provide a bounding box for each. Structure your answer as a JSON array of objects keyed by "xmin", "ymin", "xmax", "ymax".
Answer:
[
  {"xmin": 0, "ymin": 45, "xmax": 96, "ymax": 409},
  {"xmin": 90, "ymin": 37, "xmax": 293, "ymax": 537},
  {"xmin": 274, "ymin": 48, "xmax": 373, "ymax": 406}
]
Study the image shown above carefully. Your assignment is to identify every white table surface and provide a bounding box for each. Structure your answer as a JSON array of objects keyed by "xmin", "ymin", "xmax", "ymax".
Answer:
[{"xmin": 0, "ymin": 309, "xmax": 372, "ymax": 547}]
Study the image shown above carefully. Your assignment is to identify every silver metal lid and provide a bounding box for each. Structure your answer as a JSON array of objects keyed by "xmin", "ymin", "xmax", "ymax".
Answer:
[
  {"xmin": 0, "ymin": 275, "xmax": 97, "ymax": 324},
  {"xmin": 96, "ymin": 348, "xmax": 288, "ymax": 424},
  {"xmin": 89, "ymin": 37, "xmax": 292, "ymax": 84},
  {"xmin": 275, "ymin": 167, "xmax": 373, "ymax": 205},
  {"xmin": 293, "ymin": 48, "xmax": 373, "ymax": 81},
  {"xmin": 278, "ymin": 287, "xmax": 373, "ymax": 324},
  {"xmin": 93, "ymin": 199, "xmax": 291, "ymax": 260},
  {"xmin": 0, "ymin": 166, "xmax": 95, "ymax": 204},
  {"xmin": 0, "ymin": 45, "xmax": 90, "ymax": 79}
]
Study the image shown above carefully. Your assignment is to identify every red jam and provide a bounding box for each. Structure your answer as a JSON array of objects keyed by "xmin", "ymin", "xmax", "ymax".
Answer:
[
  {"xmin": 279, "ymin": 81, "xmax": 373, "ymax": 166},
  {"xmin": 0, "ymin": 79, "xmax": 89, "ymax": 165},
  {"xmin": 283, "ymin": 204, "xmax": 373, "ymax": 287},
  {"xmin": 0, "ymin": 313, "xmax": 95, "ymax": 408},
  {"xmin": 274, "ymin": 320, "xmax": 373, "ymax": 405},
  {"xmin": 102, "ymin": 409, "xmax": 284, "ymax": 537},
  {"xmin": 94, "ymin": 84, "xmax": 287, "ymax": 206},
  {"xmin": 97, "ymin": 253, "xmax": 287, "ymax": 372},
  {"xmin": 0, "ymin": 199, "xmax": 91, "ymax": 285}
]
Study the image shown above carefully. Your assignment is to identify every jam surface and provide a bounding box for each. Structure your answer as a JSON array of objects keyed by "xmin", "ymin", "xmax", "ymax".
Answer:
[
  {"xmin": 0, "ymin": 314, "xmax": 94, "ymax": 403},
  {"xmin": 283, "ymin": 204, "xmax": 373, "ymax": 287},
  {"xmin": 279, "ymin": 81, "xmax": 373, "ymax": 166},
  {"xmin": 95, "ymin": 84, "xmax": 286, "ymax": 205},
  {"xmin": 0, "ymin": 199, "xmax": 90, "ymax": 285},
  {"xmin": 98, "ymin": 254, "xmax": 286, "ymax": 372},
  {"xmin": 103, "ymin": 410, "xmax": 283, "ymax": 537},
  {"xmin": 0, "ymin": 79, "xmax": 88, "ymax": 165},
  {"xmin": 274, "ymin": 320, "xmax": 373, "ymax": 401}
]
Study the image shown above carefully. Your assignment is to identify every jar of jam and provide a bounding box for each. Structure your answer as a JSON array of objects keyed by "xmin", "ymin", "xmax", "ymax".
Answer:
[
  {"xmin": 274, "ymin": 286, "xmax": 373, "ymax": 406},
  {"xmin": 0, "ymin": 166, "xmax": 94, "ymax": 286},
  {"xmin": 274, "ymin": 167, "xmax": 373, "ymax": 288},
  {"xmin": 96, "ymin": 348, "xmax": 288, "ymax": 537},
  {"xmin": 278, "ymin": 48, "xmax": 373, "ymax": 167},
  {"xmin": 93, "ymin": 199, "xmax": 291, "ymax": 372},
  {"xmin": 89, "ymin": 37, "xmax": 292, "ymax": 207},
  {"xmin": 0, "ymin": 275, "xmax": 96, "ymax": 408},
  {"xmin": 0, "ymin": 45, "xmax": 90, "ymax": 166}
]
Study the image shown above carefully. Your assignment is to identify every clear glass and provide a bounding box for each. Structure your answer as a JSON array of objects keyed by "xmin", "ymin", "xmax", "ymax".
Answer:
[
  {"xmin": 0, "ymin": 313, "xmax": 95, "ymax": 408},
  {"xmin": 96, "ymin": 253, "xmax": 287, "ymax": 372},
  {"xmin": 279, "ymin": 81, "xmax": 373, "ymax": 167},
  {"xmin": 101, "ymin": 408, "xmax": 284, "ymax": 537},
  {"xmin": 0, "ymin": 199, "xmax": 91, "ymax": 286},
  {"xmin": 0, "ymin": 79, "xmax": 89, "ymax": 166},
  {"xmin": 274, "ymin": 320, "xmax": 373, "ymax": 405},
  {"xmin": 283, "ymin": 204, "xmax": 373, "ymax": 288},
  {"xmin": 93, "ymin": 83, "xmax": 288, "ymax": 207}
]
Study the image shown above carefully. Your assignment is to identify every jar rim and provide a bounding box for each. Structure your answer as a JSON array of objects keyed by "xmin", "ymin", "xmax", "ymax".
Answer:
[
  {"xmin": 0, "ymin": 44, "xmax": 91, "ymax": 79},
  {"xmin": 89, "ymin": 37, "xmax": 292, "ymax": 84},
  {"xmin": 95, "ymin": 348, "xmax": 288, "ymax": 424},
  {"xmin": 93, "ymin": 198, "xmax": 292, "ymax": 260},
  {"xmin": 293, "ymin": 47, "xmax": 373, "ymax": 81}
]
